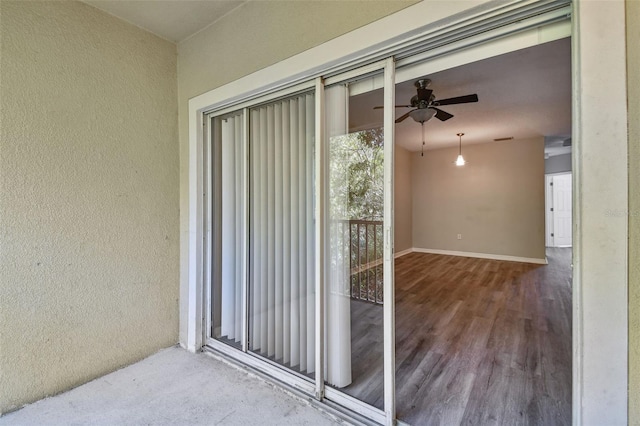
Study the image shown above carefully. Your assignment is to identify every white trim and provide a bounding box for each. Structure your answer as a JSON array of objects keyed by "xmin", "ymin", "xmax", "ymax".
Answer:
[
  {"xmin": 412, "ymin": 247, "xmax": 548, "ymax": 265},
  {"xmin": 187, "ymin": 110, "xmax": 205, "ymax": 352},
  {"xmin": 393, "ymin": 248, "xmax": 413, "ymax": 259},
  {"xmin": 203, "ymin": 115, "xmax": 213, "ymax": 343},
  {"xmin": 382, "ymin": 57, "xmax": 396, "ymax": 426},
  {"xmin": 572, "ymin": 1, "xmax": 628, "ymax": 424}
]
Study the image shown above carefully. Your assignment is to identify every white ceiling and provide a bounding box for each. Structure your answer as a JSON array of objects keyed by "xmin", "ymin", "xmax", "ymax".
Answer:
[
  {"xmin": 83, "ymin": 0, "xmax": 245, "ymax": 43},
  {"xmin": 349, "ymin": 38, "xmax": 572, "ymax": 156}
]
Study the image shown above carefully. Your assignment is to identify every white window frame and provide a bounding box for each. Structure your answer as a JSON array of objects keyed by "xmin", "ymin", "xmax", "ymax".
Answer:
[{"xmin": 185, "ymin": 0, "xmax": 629, "ymax": 424}]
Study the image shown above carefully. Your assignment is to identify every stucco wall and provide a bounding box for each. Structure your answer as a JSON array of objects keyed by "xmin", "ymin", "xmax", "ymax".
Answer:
[
  {"xmin": 0, "ymin": 1, "xmax": 179, "ymax": 414},
  {"xmin": 411, "ymin": 137, "xmax": 545, "ymax": 260},
  {"xmin": 176, "ymin": 0, "xmax": 417, "ymax": 344},
  {"xmin": 628, "ymin": 0, "xmax": 640, "ymax": 423}
]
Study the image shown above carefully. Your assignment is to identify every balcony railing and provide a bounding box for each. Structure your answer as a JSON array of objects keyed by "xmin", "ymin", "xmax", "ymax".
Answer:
[{"xmin": 345, "ymin": 219, "xmax": 384, "ymax": 304}]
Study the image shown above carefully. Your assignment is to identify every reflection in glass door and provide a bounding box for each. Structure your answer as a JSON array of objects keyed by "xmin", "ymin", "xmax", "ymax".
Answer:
[{"xmin": 324, "ymin": 74, "xmax": 386, "ymax": 409}]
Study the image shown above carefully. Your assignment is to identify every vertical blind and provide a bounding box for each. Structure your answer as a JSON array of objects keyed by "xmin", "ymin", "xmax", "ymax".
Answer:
[
  {"xmin": 249, "ymin": 92, "xmax": 316, "ymax": 375},
  {"xmin": 325, "ymin": 84, "xmax": 353, "ymax": 388},
  {"xmin": 218, "ymin": 112, "xmax": 244, "ymax": 345}
]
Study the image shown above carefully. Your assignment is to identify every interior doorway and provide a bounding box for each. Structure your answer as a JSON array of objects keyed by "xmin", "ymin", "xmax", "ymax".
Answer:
[{"xmin": 546, "ymin": 172, "xmax": 573, "ymax": 247}]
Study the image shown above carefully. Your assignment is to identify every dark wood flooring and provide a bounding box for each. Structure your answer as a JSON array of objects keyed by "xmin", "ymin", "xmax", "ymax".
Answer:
[{"xmin": 341, "ymin": 248, "xmax": 572, "ymax": 425}]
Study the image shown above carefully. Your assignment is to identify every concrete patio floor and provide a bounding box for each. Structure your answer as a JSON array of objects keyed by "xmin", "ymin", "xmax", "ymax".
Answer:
[{"xmin": 1, "ymin": 346, "xmax": 344, "ymax": 425}]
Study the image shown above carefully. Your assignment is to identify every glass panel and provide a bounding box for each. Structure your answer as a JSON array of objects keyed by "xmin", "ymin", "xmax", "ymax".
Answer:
[
  {"xmin": 325, "ymin": 75, "xmax": 385, "ymax": 409},
  {"xmin": 210, "ymin": 111, "xmax": 244, "ymax": 349},
  {"xmin": 248, "ymin": 92, "xmax": 316, "ymax": 379}
]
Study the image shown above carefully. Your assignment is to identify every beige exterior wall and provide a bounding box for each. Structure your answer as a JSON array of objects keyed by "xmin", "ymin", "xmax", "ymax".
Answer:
[
  {"xmin": 394, "ymin": 145, "xmax": 413, "ymax": 253},
  {"xmin": 176, "ymin": 0, "xmax": 417, "ymax": 343},
  {"xmin": 0, "ymin": 1, "xmax": 179, "ymax": 414},
  {"xmin": 628, "ymin": 0, "xmax": 640, "ymax": 423},
  {"xmin": 411, "ymin": 137, "xmax": 545, "ymax": 260}
]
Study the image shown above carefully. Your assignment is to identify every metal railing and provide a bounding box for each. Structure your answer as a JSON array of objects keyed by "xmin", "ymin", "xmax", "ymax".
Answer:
[{"xmin": 346, "ymin": 219, "xmax": 384, "ymax": 304}]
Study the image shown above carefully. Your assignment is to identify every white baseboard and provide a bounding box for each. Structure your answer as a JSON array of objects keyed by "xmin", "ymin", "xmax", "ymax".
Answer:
[
  {"xmin": 411, "ymin": 247, "xmax": 548, "ymax": 265},
  {"xmin": 394, "ymin": 248, "xmax": 413, "ymax": 259}
]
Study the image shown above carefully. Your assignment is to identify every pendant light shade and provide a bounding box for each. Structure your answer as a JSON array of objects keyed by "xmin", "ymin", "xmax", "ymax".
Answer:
[{"xmin": 454, "ymin": 132, "xmax": 466, "ymax": 166}]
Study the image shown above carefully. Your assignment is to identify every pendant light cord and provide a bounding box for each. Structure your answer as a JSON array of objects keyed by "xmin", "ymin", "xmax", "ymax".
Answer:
[{"xmin": 421, "ymin": 121, "xmax": 426, "ymax": 156}]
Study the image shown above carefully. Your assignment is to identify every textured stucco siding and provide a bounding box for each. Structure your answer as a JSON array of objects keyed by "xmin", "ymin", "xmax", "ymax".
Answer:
[{"xmin": 0, "ymin": 1, "xmax": 179, "ymax": 413}]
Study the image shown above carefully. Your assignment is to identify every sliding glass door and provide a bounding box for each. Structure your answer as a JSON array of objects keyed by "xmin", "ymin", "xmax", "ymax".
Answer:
[
  {"xmin": 321, "ymin": 60, "xmax": 395, "ymax": 424},
  {"xmin": 206, "ymin": 60, "xmax": 395, "ymax": 424},
  {"xmin": 324, "ymin": 73, "xmax": 386, "ymax": 408}
]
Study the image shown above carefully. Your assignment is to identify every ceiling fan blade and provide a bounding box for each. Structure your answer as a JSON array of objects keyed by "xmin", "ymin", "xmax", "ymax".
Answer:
[
  {"xmin": 432, "ymin": 107, "xmax": 453, "ymax": 121},
  {"xmin": 436, "ymin": 94, "xmax": 479, "ymax": 106},
  {"xmin": 373, "ymin": 105, "xmax": 412, "ymax": 109},
  {"xmin": 395, "ymin": 110, "xmax": 413, "ymax": 123}
]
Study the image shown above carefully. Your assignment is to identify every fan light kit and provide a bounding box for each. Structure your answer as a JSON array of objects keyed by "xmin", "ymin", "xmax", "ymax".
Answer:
[
  {"xmin": 455, "ymin": 133, "xmax": 466, "ymax": 166},
  {"xmin": 373, "ymin": 78, "xmax": 478, "ymax": 157}
]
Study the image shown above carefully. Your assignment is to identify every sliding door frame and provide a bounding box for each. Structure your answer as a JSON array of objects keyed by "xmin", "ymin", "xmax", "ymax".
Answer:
[
  {"xmin": 318, "ymin": 59, "xmax": 394, "ymax": 425},
  {"xmin": 186, "ymin": 0, "xmax": 630, "ymax": 424},
  {"xmin": 203, "ymin": 60, "xmax": 397, "ymax": 424}
]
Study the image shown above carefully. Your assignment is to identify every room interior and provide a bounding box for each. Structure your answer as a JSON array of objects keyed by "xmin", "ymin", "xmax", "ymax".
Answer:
[{"xmin": 335, "ymin": 36, "xmax": 573, "ymax": 424}]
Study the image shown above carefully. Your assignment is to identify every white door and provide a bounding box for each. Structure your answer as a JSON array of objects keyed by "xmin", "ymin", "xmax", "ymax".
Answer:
[{"xmin": 552, "ymin": 173, "xmax": 572, "ymax": 246}]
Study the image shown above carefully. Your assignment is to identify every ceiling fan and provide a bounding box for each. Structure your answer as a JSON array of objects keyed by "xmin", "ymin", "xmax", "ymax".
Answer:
[{"xmin": 375, "ymin": 78, "xmax": 479, "ymax": 123}]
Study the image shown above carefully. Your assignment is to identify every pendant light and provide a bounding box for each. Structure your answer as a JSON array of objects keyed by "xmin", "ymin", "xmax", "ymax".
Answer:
[{"xmin": 455, "ymin": 132, "xmax": 466, "ymax": 166}]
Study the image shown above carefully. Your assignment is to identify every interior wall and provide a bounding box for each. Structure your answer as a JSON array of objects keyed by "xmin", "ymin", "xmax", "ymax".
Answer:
[
  {"xmin": 545, "ymin": 152, "xmax": 572, "ymax": 174},
  {"xmin": 411, "ymin": 137, "xmax": 545, "ymax": 260},
  {"xmin": 0, "ymin": 1, "xmax": 179, "ymax": 414},
  {"xmin": 627, "ymin": 0, "xmax": 640, "ymax": 423},
  {"xmin": 394, "ymin": 145, "xmax": 413, "ymax": 253},
  {"xmin": 176, "ymin": 0, "xmax": 417, "ymax": 344}
]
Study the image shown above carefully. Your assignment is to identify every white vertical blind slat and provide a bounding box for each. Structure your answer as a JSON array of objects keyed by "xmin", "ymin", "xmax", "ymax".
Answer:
[
  {"xmin": 305, "ymin": 93, "xmax": 315, "ymax": 373},
  {"xmin": 282, "ymin": 101, "xmax": 291, "ymax": 365},
  {"xmin": 221, "ymin": 117, "xmax": 235, "ymax": 339},
  {"xmin": 274, "ymin": 103, "xmax": 283, "ymax": 361},
  {"xmin": 251, "ymin": 111, "xmax": 261, "ymax": 351},
  {"xmin": 234, "ymin": 114, "xmax": 243, "ymax": 341},
  {"xmin": 298, "ymin": 96, "xmax": 308, "ymax": 372},
  {"xmin": 289, "ymin": 98, "xmax": 301, "ymax": 368},
  {"xmin": 267, "ymin": 105, "xmax": 275, "ymax": 358},
  {"xmin": 259, "ymin": 107, "xmax": 269, "ymax": 354}
]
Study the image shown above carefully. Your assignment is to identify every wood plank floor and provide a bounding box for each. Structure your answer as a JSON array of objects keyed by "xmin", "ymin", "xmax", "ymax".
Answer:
[{"xmin": 340, "ymin": 248, "xmax": 572, "ymax": 426}]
